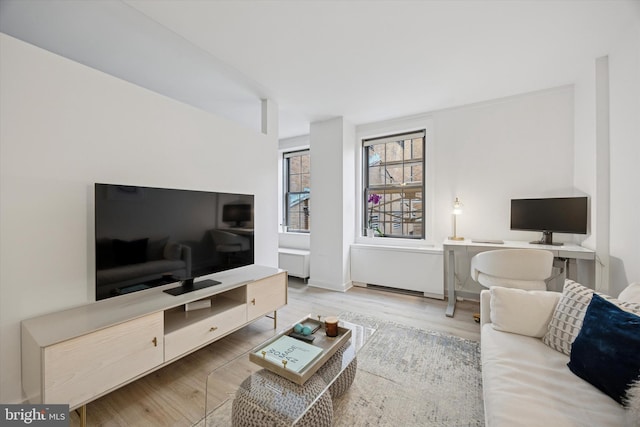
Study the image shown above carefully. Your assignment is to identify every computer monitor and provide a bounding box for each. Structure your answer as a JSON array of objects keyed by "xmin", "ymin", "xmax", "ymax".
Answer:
[{"xmin": 510, "ymin": 197, "xmax": 588, "ymax": 245}]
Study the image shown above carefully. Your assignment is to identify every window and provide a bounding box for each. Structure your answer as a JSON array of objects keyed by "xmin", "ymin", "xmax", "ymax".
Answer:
[
  {"xmin": 363, "ymin": 130, "xmax": 425, "ymax": 239},
  {"xmin": 284, "ymin": 150, "xmax": 310, "ymax": 232}
]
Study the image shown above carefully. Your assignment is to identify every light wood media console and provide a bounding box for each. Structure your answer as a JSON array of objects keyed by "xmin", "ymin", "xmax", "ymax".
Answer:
[{"xmin": 21, "ymin": 265, "xmax": 287, "ymax": 423}]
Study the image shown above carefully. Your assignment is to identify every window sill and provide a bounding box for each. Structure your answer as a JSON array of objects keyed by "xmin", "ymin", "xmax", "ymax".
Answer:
[
  {"xmin": 354, "ymin": 235, "xmax": 437, "ymax": 250},
  {"xmin": 351, "ymin": 241, "xmax": 441, "ymax": 254}
]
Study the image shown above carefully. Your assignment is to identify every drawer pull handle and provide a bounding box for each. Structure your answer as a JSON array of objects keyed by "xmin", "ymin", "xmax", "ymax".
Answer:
[
  {"xmin": 251, "ymin": 298, "xmax": 256, "ymax": 305},
  {"xmin": 152, "ymin": 337, "xmax": 158, "ymax": 347},
  {"xmin": 210, "ymin": 326, "xmax": 218, "ymax": 332}
]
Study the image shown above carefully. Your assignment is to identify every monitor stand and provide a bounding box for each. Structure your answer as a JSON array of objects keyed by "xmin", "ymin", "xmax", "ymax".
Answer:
[
  {"xmin": 163, "ymin": 278, "xmax": 221, "ymax": 296},
  {"xmin": 530, "ymin": 231, "xmax": 563, "ymax": 246}
]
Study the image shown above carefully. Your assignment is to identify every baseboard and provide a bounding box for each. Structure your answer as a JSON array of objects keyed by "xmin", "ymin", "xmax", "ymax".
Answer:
[
  {"xmin": 307, "ymin": 278, "xmax": 352, "ymax": 292},
  {"xmin": 366, "ymin": 284, "xmax": 424, "ymax": 297}
]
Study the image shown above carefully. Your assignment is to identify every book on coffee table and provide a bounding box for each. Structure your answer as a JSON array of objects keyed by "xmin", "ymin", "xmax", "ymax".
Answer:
[
  {"xmin": 254, "ymin": 335, "xmax": 323, "ymax": 373},
  {"xmin": 250, "ymin": 315, "xmax": 353, "ymax": 384}
]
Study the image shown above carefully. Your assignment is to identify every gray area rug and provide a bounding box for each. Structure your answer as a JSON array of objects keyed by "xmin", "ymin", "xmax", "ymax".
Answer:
[
  {"xmin": 334, "ymin": 312, "xmax": 484, "ymax": 426},
  {"xmin": 198, "ymin": 313, "xmax": 484, "ymax": 426}
]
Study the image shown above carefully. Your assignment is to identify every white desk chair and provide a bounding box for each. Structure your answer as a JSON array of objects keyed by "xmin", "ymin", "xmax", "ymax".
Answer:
[
  {"xmin": 470, "ymin": 248, "xmax": 554, "ymax": 322},
  {"xmin": 470, "ymin": 248, "xmax": 554, "ymax": 291}
]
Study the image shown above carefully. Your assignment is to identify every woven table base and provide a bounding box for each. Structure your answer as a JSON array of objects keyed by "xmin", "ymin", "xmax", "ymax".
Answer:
[
  {"xmin": 231, "ymin": 369, "xmax": 333, "ymax": 427},
  {"xmin": 316, "ymin": 345, "xmax": 358, "ymax": 398}
]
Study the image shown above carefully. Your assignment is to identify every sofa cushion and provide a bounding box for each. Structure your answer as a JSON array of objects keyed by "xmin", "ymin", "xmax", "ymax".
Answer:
[
  {"xmin": 481, "ymin": 323, "xmax": 626, "ymax": 426},
  {"xmin": 568, "ymin": 294, "xmax": 640, "ymax": 405},
  {"xmin": 489, "ymin": 287, "xmax": 560, "ymax": 338},
  {"xmin": 619, "ymin": 282, "xmax": 640, "ymax": 304},
  {"xmin": 542, "ymin": 280, "xmax": 640, "ymax": 355}
]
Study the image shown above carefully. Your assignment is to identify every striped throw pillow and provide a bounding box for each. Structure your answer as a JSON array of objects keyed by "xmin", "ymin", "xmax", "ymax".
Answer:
[{"xmin": 542, "ymin": 280, "xmax": 640, "ymax": 355}]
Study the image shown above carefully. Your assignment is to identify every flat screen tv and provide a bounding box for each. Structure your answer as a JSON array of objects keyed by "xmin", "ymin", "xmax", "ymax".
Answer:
[
  {"xmin": 510, "ymin": 196, "xmax": 588, "ymax": 245},
  {"xmin": 95, "ymin": 183, "xmax": 254, "ymax": 300}
]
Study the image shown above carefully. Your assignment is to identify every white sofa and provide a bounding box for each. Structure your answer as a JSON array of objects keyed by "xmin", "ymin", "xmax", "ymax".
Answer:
[{"xmin": 480, "ymin": 281, "xmax": 640, "ymax": 427}]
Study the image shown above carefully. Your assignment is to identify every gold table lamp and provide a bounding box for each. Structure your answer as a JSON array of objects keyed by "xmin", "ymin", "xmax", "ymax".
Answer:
[{"xmin": 449, "ymin": 197, "xmax": 464, "ymax": 241}]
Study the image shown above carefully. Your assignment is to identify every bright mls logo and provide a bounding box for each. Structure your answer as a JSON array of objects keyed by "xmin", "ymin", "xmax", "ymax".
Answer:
[{"xmin": 1, "ymin": 405, "xmax": 69, "ymax": 426}]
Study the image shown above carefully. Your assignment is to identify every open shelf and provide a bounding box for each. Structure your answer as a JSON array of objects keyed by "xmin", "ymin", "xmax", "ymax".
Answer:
[{"xmin": 164, "ymin": 287, "xmax": 246, "ymax": 335}]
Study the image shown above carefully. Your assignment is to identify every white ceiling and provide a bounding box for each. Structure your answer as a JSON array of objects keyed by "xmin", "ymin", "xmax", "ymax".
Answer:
[{"xmin": 1, "ymin": 0, "xmax": 639, "ymax": 139}]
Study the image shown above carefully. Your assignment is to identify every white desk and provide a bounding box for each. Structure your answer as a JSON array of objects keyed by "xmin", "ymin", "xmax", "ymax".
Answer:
[{"xmin": 443, "ymin": 239, "xmax": 595, "ymax": 317}]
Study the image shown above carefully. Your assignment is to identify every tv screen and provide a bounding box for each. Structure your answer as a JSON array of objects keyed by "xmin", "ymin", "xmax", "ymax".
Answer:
[
  {"xmin": 510, "ymin": 196, "xmax": 588, "ymax": 244},
  {"xmin": 95, "ymin": 184, "xmax": 254, "ymax": 300}
]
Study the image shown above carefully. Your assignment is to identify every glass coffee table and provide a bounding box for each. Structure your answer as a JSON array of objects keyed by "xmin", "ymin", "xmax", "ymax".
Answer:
[{"xmin": 203, "ymin": 316, "xmax": 375, "ymax": 426}]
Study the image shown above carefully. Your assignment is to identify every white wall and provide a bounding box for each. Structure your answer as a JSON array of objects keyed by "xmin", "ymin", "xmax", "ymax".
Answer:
[
  {"xmin": 432, "ymin": 87, "xmax": 577, "ymax": 245},
  {"xmin": 0, "ymin": 34, "xmax": 279, "ymax": 403},
  {"xmin": 433, "ymin": 87, "xmax": 577, "ymax": 293},
  {"xmin": 608, "ymin": 21, "xmax": 640, "ymax": 294},
  {"xmin": 573, "ymin": 20, "xmax": 640, "ymax": 296}
]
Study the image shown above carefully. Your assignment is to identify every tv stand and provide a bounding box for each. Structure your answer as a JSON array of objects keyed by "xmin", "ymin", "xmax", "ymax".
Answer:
[
  {"xmin": 163, "ymin": 278, "xmax": 221, "ymax": 296},
  {"xmin": 21, "ymin": 265, "xmax": 287, "ymax": 424}
]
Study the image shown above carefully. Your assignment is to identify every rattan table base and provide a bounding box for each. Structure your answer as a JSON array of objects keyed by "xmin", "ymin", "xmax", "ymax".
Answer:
[
  {"xmin": 316, "ymin": 344, "xmax": 358, "ymax": 398},
  {"xmin": 231, "ymin": 345, "xmax": 357, "ymax": 426},
  {"xmin": 232, "ymin": 369, "xmax": 333, "ymax": 427}
]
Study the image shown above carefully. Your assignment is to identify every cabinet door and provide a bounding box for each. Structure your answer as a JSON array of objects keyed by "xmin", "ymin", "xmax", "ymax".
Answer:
[
  {"xmin": 247, "ymin": 272, "xmax": 287, "ymax": 321},
  {"xmin": 43, "ymin": 312, "xmax": 163, "ymax": 408}
]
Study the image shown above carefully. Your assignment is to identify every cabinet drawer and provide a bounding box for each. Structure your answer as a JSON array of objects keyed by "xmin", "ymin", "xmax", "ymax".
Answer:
[
  {"xmin": 164, "ymin": 304, "xmax": 246, "ymax": 361},
  {"xmin": 247, "ymin": 272, "xmax": 288, "ymax": 321},
  {"xmin": 43, "ymin": 312, "xmax": 163, "ymax": 408}
]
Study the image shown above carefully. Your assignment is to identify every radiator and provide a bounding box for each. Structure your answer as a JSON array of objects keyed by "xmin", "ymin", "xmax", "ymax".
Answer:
[{"xmin": 350, "ymin": 244, "xmax": 444, "ymax": 299}]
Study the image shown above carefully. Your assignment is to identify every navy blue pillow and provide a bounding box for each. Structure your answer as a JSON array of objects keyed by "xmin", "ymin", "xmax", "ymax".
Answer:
[{"xmin": 567, "ymin": 293, "xmax": 640, "ymax": 404}]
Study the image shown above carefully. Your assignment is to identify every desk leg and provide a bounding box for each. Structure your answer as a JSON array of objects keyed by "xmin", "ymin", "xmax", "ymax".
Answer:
[
  {"xmin": 445, "ymin": 248, "xmax": 456, "ymax": 317},
  {"xmin": 566, "ymin": 258, "xmax": 577, "ymax": 281}
]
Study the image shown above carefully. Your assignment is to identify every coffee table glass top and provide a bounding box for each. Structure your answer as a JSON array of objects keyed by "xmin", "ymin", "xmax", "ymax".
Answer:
[{"xmin": 203, "ymin": 316, "xmax": 375, "ymax": 426}]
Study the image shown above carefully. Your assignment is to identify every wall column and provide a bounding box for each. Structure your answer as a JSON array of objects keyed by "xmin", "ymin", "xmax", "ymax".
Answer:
[{"xmin": 308, "ymin": 117, "xmax": 355, "ymax": 291}]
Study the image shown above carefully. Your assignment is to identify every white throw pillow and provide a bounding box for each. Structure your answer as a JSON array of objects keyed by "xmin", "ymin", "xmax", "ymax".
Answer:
[
  {"xmin": 489, "ymin": 286, "xmax": 560, "ymax": 338},
  {"xmin": 619, "ymin": 283, "xmax": 640, "ymax": 304}
]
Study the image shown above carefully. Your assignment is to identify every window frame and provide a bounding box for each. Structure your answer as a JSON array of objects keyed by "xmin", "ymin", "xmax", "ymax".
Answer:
[
  {"xmin": 283, "ymin": 149, "xmax": 311, "ymax": 233},
  {"xmin": 361, "ymin": 128, "xmax": 428, "ymax": 242}
]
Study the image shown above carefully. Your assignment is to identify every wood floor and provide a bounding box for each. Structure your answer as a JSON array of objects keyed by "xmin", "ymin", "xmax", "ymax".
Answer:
[{"xmin": 69, "ymin": 278, "xmax": 480, "ymax": 426}]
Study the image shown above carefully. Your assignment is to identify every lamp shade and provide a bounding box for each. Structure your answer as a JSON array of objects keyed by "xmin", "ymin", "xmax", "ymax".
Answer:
[{"xmin": 453, "ymin": 197, "xmax": 463, "ymax": 215}]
